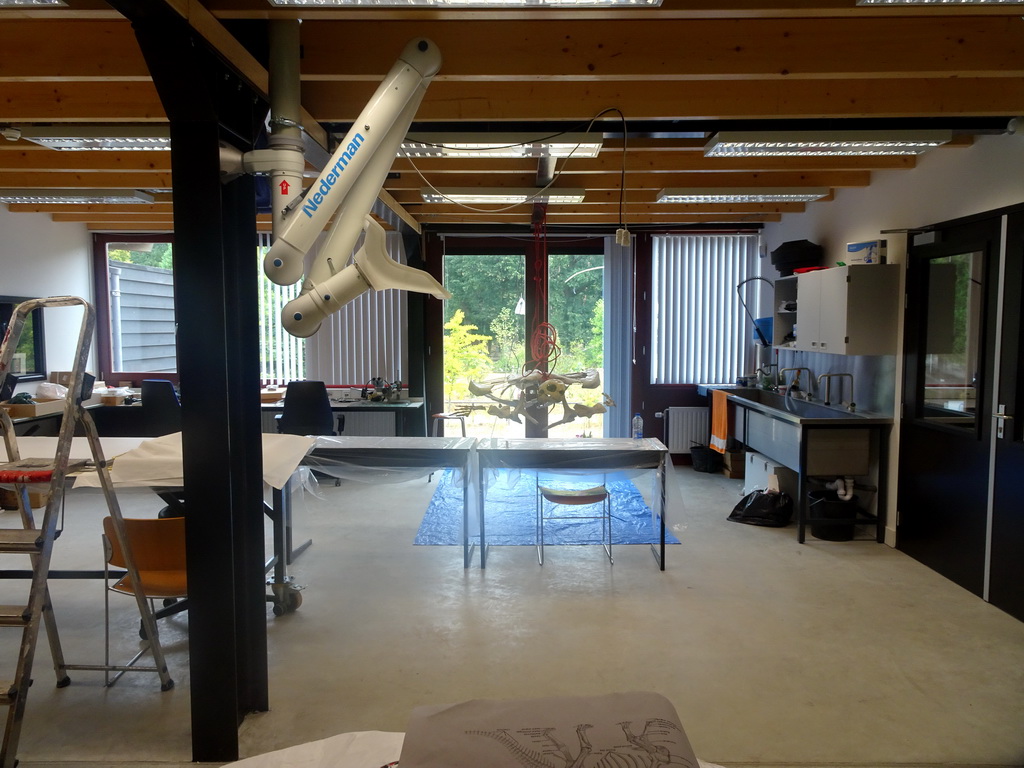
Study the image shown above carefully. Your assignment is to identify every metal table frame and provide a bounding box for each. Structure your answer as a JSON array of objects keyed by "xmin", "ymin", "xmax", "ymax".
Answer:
[
  {"xmin": 302, "ymin": 436, "xmax": 478, "ymax": 567},
  {"xmin": 475, "ymin": 438, "xmax": 669, "ymax": 570}
]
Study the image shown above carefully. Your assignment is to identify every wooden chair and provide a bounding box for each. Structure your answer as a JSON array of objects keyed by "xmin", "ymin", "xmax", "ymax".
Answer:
[{"xmin": 101, "ymin": 516, "xmax": 187, "ymax": 688}]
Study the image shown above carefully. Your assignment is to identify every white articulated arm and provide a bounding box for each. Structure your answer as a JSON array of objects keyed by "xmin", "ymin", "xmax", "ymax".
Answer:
[{"xmin": 263, "ymin": 38, "xmax": 448, "ymax": 338}]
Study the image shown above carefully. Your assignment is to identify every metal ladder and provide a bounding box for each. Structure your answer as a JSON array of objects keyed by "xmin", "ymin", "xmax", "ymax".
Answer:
[{"xmin": 0, "ymin": 297, "xmax": 173, "ymax": 768}]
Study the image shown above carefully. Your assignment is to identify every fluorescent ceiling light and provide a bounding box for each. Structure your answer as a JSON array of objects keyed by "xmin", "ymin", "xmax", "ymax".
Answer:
[
  {"xmin": 19, "ymin": 126, "xmax": 170, "ymax": 151},
  {"xmin": 0, "ymin": 0, "xmax": 67, "ymax": 6},
  {"xmin": 0, "ymin": 189, "xmax": 156, "ymax": 204},
  {"xmin": 402, "ymin": 133, "xmax": 602, "ymax": 159},
  {"xmin": 858, "ymin": 0, "xmax": 1023, "ymax": 4},
  {"xmin": 271, "ymin": 0, "xmax": 659, "ymax": 5},
  {"xmin": 657, "ymin": 188, "xmax": 829, "ymax": 204},
  {"xmin": 421, "ymin": 187, "xmax": 586, "ymax": 204},
  {"xmin": 705, "ymin": 131, "xmax": 952, "ymax": 157}
]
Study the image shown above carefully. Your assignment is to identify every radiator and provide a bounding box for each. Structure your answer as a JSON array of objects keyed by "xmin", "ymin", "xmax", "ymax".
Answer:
[{"xmin": 663, "ymin": 406, "xmax": 709, "ymax": 453}]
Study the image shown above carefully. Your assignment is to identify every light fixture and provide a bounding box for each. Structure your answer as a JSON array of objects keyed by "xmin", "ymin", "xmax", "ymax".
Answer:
[
  {"xmin": 0, "ymin": 189, "xmax": 156, "ymax": 204},
  {"xmin": 0, "ymin": 0, "xmax": 68, "ymax": 6},
  {"xmin": 18, "ymin": 126, "xmax": 170, "ymax": 151},
  {"xmin": 401, "ymin": 133, "xmax": 602, "ymax": 159},
  {"xmin": 421, "ymin": 187, "xmax": 586, "ymax": 204},
  {"xmin": 271, "ymin": 0, "xmax": 659, "ymax": 5},
  {"xmin": 857, "ymin": 0, "xmax": 1023, "ymax": 4},
  {"xmin": 656, "ymin": 188, "xmax": 830, "ymax": 204},
  {"xmin": 705, "ymin": 131, "xmax": 952, "ymax": 157}
]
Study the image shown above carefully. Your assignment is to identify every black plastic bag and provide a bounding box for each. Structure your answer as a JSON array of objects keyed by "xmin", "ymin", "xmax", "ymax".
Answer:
[{"xmin": 728, "ymin": 490, "xmax": 793, "ymax": 527}]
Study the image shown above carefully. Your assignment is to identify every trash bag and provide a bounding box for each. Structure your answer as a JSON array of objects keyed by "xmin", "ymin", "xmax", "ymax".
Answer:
[{"xmin": 727, "ymin": 490, "xmax": 793, "ymax": 527}]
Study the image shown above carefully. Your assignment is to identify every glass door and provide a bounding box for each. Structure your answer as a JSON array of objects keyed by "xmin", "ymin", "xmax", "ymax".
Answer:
[
  {"xmin": 442, "ymin": 252, "xmax": 526, "ymax": 438},
  {"xmin": 547, "ymin": 252, "xmax": 605, "ymax": 438},
  {"xmin": 898, "ymin": 206, "xmax": 1024, "ymax": 622}
]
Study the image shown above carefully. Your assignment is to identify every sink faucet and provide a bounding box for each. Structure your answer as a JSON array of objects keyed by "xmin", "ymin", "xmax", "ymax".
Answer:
[
  {"xmin": 755, "ymin": 363, "xmax": 779, "ymax": 391},
  {"xmin": 780, "ymin": 367, "xmax": 814, "ymax": 399},
  {"xmin": 816, "ymin": 372, "xmax": 855, "ymax": 408}
]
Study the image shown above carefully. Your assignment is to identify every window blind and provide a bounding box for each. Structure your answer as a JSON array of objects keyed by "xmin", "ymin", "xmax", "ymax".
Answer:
[{"xmin": 650, "ymin": 234, "xmax": 762, "ymax": 385}]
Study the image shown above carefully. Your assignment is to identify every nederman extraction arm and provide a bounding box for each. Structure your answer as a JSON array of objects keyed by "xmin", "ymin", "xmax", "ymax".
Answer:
[{"xmin": 258, "ymin": 38, "xmax": 450, "ymax": 338}]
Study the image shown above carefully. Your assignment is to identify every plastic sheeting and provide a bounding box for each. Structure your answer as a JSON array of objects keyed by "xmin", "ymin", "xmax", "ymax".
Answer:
[{"xmin": 417, "ymin": 468, "xmax": 680, "ymax": 547}]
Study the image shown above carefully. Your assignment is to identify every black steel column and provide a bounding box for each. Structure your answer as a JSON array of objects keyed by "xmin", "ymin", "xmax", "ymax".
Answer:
[{"xmin": 108, "ymin": 1, "xmax": 270, "ymax": 761}]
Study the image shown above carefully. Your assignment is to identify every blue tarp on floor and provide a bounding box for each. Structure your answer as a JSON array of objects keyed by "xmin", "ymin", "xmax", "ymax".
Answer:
[{"xmin": 415, "ymin": 469, "xmax": 680, "ymax": 546}]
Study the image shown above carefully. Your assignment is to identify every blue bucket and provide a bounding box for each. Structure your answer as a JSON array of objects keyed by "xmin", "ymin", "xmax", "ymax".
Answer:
[{"xmin": 753, "ymin": 317, "xmax": 774, "ymax": 346}]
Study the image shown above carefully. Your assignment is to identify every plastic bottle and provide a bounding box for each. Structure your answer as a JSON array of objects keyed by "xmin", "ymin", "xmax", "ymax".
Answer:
[{"xmin": 631, "ymin": 413, "xmax": 644, "ymax": 440}]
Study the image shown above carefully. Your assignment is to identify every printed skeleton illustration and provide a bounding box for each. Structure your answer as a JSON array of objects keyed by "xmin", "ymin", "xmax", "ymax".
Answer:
[{"xmin": 468, "ymin": 718, "xmax": 695, "ymax": 768}]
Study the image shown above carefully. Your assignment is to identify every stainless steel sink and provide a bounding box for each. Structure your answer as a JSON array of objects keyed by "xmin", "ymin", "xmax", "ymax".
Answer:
[{"xmin": 725, "ymin": 387, "xmax": 891, "ymax": 425}]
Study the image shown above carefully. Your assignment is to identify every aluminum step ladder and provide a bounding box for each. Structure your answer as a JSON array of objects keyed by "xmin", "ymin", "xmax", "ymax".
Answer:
[{"xmin": 0, "ymin": 297, "xmax": 173, "ymax": 768}]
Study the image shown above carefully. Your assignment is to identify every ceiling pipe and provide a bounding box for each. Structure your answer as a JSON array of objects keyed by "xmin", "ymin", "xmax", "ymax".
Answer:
[{"xmin": 267, "ymin": 20, "xmax": 306, "ymax": 232}]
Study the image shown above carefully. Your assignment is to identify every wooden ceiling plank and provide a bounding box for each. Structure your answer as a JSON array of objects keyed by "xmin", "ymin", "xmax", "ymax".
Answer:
[
  {"xmin": 7, "ymin": 203, "xmax": 174, "ymax": 213},
  {"xmin": 298, "ymin": 18, "xmax": 1024, "ymax": 82},
  {"xmin": 390, "ymin": 153, "xmax": 915, "ymax": 174},
  {"xmin": 414, "ymin": 212, "xmax": 781, "ymax": 223},
  {"xmin": 0, "ymin": 82, "xmax": 166, "ymax": 123},
  {"xmin": 0, "ymin": 148, "xmax": 172, "ymax": 172},
  {"xmin": 0, "ymin": 20, "xmax": 149, "ymax": 82},
  {"xmin": 385, "ymin": 170, "xmax": 867, "ymax": 189},
  {"xmin": 306, "ymin": 78, "xmax": 1024, "ymax": 122},
  {"xmin": 205, "ymin": 0, "xmax": 1024, "ymax": 22},
  {"xmin": 407, "ymin": 200, "xmax": 804, "ymax": 213},
  {"xmin": 0, "ymin": 171, "xmax": 172, "ymax": 188}
]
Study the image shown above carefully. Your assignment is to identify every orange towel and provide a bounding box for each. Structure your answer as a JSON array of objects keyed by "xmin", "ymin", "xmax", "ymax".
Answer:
[{"xmin": 710, "ymin": 388, "xmax": 729, "ymax": 454}]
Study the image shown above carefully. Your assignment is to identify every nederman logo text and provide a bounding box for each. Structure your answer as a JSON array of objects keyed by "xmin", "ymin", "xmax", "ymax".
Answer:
[{"xmin": 301, "ymin": 133, "xmax": 365, "ymax": 219}]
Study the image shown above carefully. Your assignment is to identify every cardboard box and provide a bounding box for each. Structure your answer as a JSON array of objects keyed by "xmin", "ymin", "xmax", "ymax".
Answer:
[
  {"xmin": 0, "ymin": 398, "xmax": 64, "ymax": 418},
  {"xmin": 0, "ymin": 488, "xmax": 50, "ymax": 510},
  {"xmin": 723, "ymin": 450, "xmax": 745, "ymax": 479}
]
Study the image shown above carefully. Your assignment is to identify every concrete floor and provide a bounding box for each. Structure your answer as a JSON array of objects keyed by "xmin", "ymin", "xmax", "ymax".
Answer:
[{"xmin": 3, "ymin": 466, "xmax": 1023, "ymax": 767}]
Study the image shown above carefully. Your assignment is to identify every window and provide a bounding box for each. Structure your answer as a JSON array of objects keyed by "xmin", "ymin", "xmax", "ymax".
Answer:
[
  {"xmin": 93, "ymin": 233, "xmax": 305, "ymax": 385},
  {"xmin": 0, "ymin": 296, "xmax": 46, "ymax": 381},
  {"xmin": 650, "ymin": 234, "xmax": 762, "ymax": 385}
]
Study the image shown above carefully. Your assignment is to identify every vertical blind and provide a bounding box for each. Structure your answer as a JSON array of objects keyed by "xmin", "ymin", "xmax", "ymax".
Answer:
[
  {"xmin": 306, "ymin": 231, "xmax": 408, "ymax": 386},
  {"xmin": 650, "ymin": 234, "xmax": 762, "ymax": 385},
  {"xmin": 258, "ymin": 232, "xmax": 305, "ymax": 384}
]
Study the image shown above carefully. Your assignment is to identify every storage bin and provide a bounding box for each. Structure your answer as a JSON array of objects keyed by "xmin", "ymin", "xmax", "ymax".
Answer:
[{"xmin": 808, "ymin": 489, "xmax": 859, "ymax": 541}]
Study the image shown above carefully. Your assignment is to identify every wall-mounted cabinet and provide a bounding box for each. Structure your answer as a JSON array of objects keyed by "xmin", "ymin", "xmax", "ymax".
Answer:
[{"xmin": 773, "ymin": 264, "xmax": 900, "ymax": 356}]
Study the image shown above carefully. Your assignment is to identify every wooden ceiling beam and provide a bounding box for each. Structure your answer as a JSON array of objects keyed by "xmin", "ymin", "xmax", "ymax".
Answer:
[
  {"xmin": 0, "ymin": 171, "xmax": 172, "ymax": 188},
  {"xmin": 206, "ymin": 0, "xmax": 1024, "ymax": 22},
  {"xmin": 307, "ymin": 78, "xmax": 1024, "ymax": 123},
  {"xmin": 390, "ymin": 153, "xmax": 915, "ymax": 174},
  {"xmin": 414, "ymin": 212, "xmax": 781, "ymax": 224},
  {"xmin": 0, "ymin": 82, "xmax": 166, "ymax": 123},
  {"xmin": 409, "ymin": 202, "xmax": 797, "ymax": 216},
  {"xmin": 0, "ymin": 20, "xmax": 149, "ymax": 81},
  {"xmin": 298, "ymin": 18, "xmax": 1024, "ymax": 81},
  {"xmin": 7, "ymin": 202, "xmax": 174, "ymax": 213},
  {"xmin": 386, "ymin": 170, "xmax": 867, "ymax": 190},
  {"xmin": 0, "ymin": 148, "xmax": 171, "ymax": 172},
  {"xmin": 404, "ymin": 199, "xmax": 805, "ymax": 213}
]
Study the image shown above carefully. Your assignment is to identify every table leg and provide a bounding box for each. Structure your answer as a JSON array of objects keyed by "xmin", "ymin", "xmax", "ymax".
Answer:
[{"xmin": 649, "ymin": 455, "xmax": 667, "ymax": 570}]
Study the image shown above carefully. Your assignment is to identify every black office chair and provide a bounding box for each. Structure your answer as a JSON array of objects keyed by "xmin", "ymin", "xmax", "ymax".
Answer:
[
  {"xmin": 141, "ymin": 379, "xmax": 182, "ymax": 437},
  {"xmin": 276, "ymin": 380, "xmax": 344, "ymax": 436},
  {"xmin": 277, "ymin": 381, "xmax": 344, "ymax": 486}
]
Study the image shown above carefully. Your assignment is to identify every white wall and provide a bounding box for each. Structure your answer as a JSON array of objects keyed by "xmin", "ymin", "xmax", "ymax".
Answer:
[
  {"xmin": 762, "ymin": 132, "xmax": 1024, "ymax": 259},
  {"xmin": 0, "ymin": 206, "xmax": 95, "ymax": 380},
  {"xmin": 760, "ymin": 132, "xmax": 1024, "ymax": 546}
]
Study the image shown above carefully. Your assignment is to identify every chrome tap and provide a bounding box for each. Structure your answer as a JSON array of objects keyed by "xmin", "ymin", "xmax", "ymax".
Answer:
[
  {"xmin": 816, "ymin": 372, "xmax": 855, "ymax": 409},
  {"xmin": 780, "ymin": 367, "xmax": 814, "ymax": 400},
  {"xmin": 755, "ymin": 363, "xmax": 779, "ymax": 391}
]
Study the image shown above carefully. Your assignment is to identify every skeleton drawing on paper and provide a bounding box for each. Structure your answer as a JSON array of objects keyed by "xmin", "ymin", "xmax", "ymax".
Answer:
[{"xmin": 468, "ymin": 718, "xmax": 696, "ymax": 768}]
